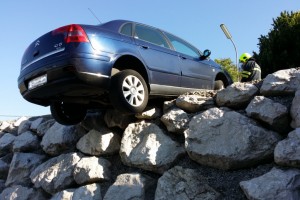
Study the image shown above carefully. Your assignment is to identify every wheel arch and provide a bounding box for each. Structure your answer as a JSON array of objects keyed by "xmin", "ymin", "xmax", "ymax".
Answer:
[
  {"xmin": 215, "ymin": 72, "xmax": 230, "ymax": 87},
  {"xmin": 112, "ymin": 55, "xmax": 150, "ymax": 91}
]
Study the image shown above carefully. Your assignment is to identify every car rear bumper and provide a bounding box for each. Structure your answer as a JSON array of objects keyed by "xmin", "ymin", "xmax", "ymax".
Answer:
[{"xmin": 18, "ymin": 56, "xmax": 112, "ymax": 106}]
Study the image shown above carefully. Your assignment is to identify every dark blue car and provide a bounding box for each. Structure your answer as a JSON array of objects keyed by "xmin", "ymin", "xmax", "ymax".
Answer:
[{"xmin": 18, "ymin": 20, "xmax": 232, "ymax": 125}]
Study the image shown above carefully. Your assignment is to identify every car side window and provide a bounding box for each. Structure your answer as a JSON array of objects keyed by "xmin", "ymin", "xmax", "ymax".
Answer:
[
  {"xmin": 135, "ymin": 24, "xmax": 170, "ymax": 49},
  {"xmin": 120, "ymin": 23, "xmax": 132, "ymax": 36},
  {"xmin": 164, "ymin": 32, "xmax": 200, "ymax": 58}
]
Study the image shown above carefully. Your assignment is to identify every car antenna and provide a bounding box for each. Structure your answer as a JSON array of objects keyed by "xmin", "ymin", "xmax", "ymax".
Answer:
[{"xmin": 88, "ymin": 8, "xmax": 102, "ymax": 24}]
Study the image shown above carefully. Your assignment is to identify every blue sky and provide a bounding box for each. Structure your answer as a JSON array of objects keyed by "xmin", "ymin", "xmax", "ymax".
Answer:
[{"xmin": 0, "ymin": 1, "xmax": 299, "ymax": 121}]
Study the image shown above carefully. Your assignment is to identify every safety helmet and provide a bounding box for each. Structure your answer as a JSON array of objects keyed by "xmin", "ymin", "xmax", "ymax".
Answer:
[{"xmin": 239, "ymin": 53, "xmax": 251, "ymax": 63}]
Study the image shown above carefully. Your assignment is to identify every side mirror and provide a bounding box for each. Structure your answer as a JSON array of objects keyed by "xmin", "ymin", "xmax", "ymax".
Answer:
[{"xmin": 200, "ymin": 49, "xmax": 211, "ymax": 60}]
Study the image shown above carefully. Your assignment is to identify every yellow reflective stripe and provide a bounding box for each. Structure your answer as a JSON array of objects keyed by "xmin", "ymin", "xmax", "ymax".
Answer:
[
  {"xmin": 241, "ymin": 71, "xmax": 251, "ymax": 78},
  {"xmin": 242, "ymin": 71, "xmax": 251, "ymax": 75},
  {"xmin": 253, "ymin": 67, "xmax": 261, "ymax": 72}
]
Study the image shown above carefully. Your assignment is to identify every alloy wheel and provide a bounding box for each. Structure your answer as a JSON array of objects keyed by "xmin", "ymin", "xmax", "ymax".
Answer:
[{"xmin": 122, "ymin": 75, "xmax": 145, "ymax": 107}]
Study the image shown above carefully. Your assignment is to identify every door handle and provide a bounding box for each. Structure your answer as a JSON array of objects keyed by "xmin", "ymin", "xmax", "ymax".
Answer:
[
  {"xmin": 180, "ymin": 55, "xmax": 187, "ymax": 60},
  {"xmin": 140, "ymin": 45, "xmax": 149, "ymax": 49}
]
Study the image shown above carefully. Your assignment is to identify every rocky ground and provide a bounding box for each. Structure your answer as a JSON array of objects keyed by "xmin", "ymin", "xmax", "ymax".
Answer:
[
  {"xmin": 1, "ymin": 68, "xmax": 300, "ymax": 199},
  {"xmin": 1, "ymin": 115, "xmax": 277, "ymax": 200},
  {"xmin": 124, "ymin": 91, "xmax": 280, "ymax": 200},
  {"xmin": 95, "ymin": 112, "xmax": 277, "ymax": 200},
  {"xmin": 145, "ymin": 80, "xmax": 294, "ymax": 200}
]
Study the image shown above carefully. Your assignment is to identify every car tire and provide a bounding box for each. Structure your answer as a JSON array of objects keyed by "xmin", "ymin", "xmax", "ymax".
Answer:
[
  {"xmin": 214, "ymin": 80, "xmax": 225, "ymax": 90},
  {"xmin": 109, "ymin": 69, "xmax": 148, "ymax": 113},
  {"xmin": 50, "ymin": 102, "xmax": 87, "ymax": 125}
]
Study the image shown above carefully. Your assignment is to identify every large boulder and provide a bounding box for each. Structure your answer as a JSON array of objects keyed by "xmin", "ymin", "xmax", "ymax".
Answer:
[
  {"xmin": 80, "ymin": 111, "xmax": 106, "ymax": 132},
  {"xmin": 185, "ymin": 107, "xmax": 281, "ymax": 170},
  {"xmin": 73, "ymin": 156, "xmax": 111, "ymax": 185},
  {"xmin": 240, "ymin": 167, "xmax": 300, "ymax": 199},
  {"xmin": 163, "ymin": 99, "xmax": 177, "ymax": 113},
  {"xmin": 155, "ymin": 166, "xmax": 220, "ymax": 200},
  {"xmin": 246, "ymin": 96, "xmax": 290, "ymax": 134},
  {"xmin": 36, "ymin": 119, "xmax": 55, "ymax": 137},
  {"xmin": 0, "ymin": 133, "xmax": 15, "ymax": 156},
  {"xmin": 0, "ymin": 121, "xmax": 11, "ymax": 133},
  {"xmin": 0, "ymin": 185, "xmax": 49, "ymax": 200},
  {"xmin": 0, "ymin": 154, "xmax": 12, "ymax": 180},
  {"xmin": 14, "ymin": 117, "xmax": 29, "ymax": 127},
  {"xmin": 103, "ymin": 173, "xmax": 153, "ymax": 200},
  {"xmin": 274, "ymin": 129, "xmax": 300, "ymax": 167},
  {"xmin": 104, "ymin": 109, "xmax": 135, "ymax": 129},
  {"xmin": 260, "ymin": 68, "xmax": 300, "ymax": 96},
  {"xmin": 76, "ymin": 129, "xmax": 121, "ymax": 156},
  {"xmin": 0, "ymin": 180, "xmax": 5, "ymax": 194},
  {"xmin": 216, "ymin": 82, "xmax": 258, "ymax": 108},
  {"xmin": 71, "ymin": 183, "xmax": 101, "ymax": 200},
  {"xmin": 0, "ymin": 160, "xmax": 9, "ymax": 180},
  {"xmin": 51, "ymin": 189, "xmax": 74, "ymax": 200},
  {"xmin": 41, "ymin": 123, "xmax": 85, "ymax": 155},
  {"xmin": 0, "ymin": 131, "xmax": 4, "ymax": 140},
  {"xmin": 291, "ymin": 90, "xmax": 300, "ymax": 128},
  {"xmin": 160, "ymin": 108, "xmax": 189, "ymax": 134},
  {"xmin": 30, "ymin": 117, "xmax": 45, "ymax": 132},
  {"xmin": 52, "ymin": 183, "xmax": 101, "ymax": 200},
  {"xmin": 120, "ymin": 121, "xmax": 185, "ymax": 174},
  {"xmin": 30, "ymin": 152, "xmax": 82, "ymax": 194},
  {"xmin": 4, "ymin": 118, "xmax": 28, "ymax": 135},
  {"xmin": 13, "ymin": 131, "xmax": 40, "ymax": 152},
  {"xmin": 5, "ymin": 153, "xmax": 45, "ymax": 187},
  {"xmin": 175, "ymin": 93, "xmax": 215, "ymax": 113},
  {"xmin": 4, "ymin": 118, "xmax": 27, "ymax": 135},
  {"xmin": 17, "ymin": 118, "xmax": 31, "ymax": 135}
]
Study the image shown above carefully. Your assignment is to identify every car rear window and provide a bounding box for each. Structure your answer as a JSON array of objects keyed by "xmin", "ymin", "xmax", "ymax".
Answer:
[
  {"xmin": 120, "ymin": 23, "xmax": 132, "ymax": 36},
  {"xmin": 135, "ymin": 24, "xmax": 170, "ymax": 49}
]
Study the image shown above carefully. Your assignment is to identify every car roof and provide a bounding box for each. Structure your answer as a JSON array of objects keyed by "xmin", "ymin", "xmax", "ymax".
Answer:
[
  {"xmin": 98, "ymin": 20, "xmax": 134, "ymax": 32},
  {"xmin": 98, "ymin": 20, "xmax": 202, "ymax": 55},
  {"xmin": 99, "ymin": 19, "xmax": 166, "ymax": 33}
]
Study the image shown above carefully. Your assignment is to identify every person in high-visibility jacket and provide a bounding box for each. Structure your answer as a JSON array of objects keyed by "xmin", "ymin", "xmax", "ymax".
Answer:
[{"xmin": 239, "ymin": 53, "xmax": 261, "ymax": 82}]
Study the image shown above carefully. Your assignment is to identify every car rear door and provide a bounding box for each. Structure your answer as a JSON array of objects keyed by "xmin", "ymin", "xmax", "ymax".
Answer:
[
  {"xmin": 164, "ymin": 32, "xmax": 214, "ymax": 89},
  {"xmin": 133, "ymin": 24, "xmax": 181, "ymax": 89}
]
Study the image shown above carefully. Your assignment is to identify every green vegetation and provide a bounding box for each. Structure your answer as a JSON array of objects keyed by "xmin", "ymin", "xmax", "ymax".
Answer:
[
  {"xmin": 217, "ymin": 11, "xmax": 300, "ymax": 81},
  {"xmin": 215, "ymin": 58, "xmax": 240, "ymax": 82},
  {"xmin": 254, "ymin": 11, "xmax": 300, "ymax": 77}
]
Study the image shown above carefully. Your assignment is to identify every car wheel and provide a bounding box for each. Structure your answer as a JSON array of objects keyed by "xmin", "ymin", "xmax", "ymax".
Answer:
[
  {"xmin": 110, "ymin": 69, "xmax": 148, "ymax": 113},
  {"xmin": 50, "ymin": 102, "xmax": 87, "ymax": 125},
  {"xmin": 214, "ymin": 80, "xmax": 225, "ymax": 90}
]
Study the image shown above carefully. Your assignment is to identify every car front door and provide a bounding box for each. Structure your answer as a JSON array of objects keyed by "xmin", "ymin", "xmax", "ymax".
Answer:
[
  {"xmin": 164, "ymin": 32, "xmax": 214, "ymax": 89},
  {"xmin": 133, "ymin": 24, "xmax": 181, "ymax": 93}
]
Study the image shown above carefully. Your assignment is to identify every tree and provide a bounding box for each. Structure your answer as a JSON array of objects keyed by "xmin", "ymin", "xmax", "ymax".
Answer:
[
  {"xmin": 254, "ymin": 11, "xmax": 300, "ymax": 77},
  {"xmin": 215, "ymin": 58, "xmax": 240, "ymax": 82}
]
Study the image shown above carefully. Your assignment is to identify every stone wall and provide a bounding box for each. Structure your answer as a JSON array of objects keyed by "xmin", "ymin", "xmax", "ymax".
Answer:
[{"xmin": 0, "ymin": 68, "xmax": 300, "ymax": 199}]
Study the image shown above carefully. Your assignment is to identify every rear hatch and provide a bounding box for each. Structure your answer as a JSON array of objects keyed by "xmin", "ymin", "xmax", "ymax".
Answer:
[{"xmin": 21, "ymin": 24, "xmax": 89, "ymax": 72}]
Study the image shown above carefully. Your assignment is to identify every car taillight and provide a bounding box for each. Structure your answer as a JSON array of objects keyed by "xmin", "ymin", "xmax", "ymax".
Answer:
[{"xmin": 52, "ymin": 24, "xmax": 89, "ymax": 43}]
